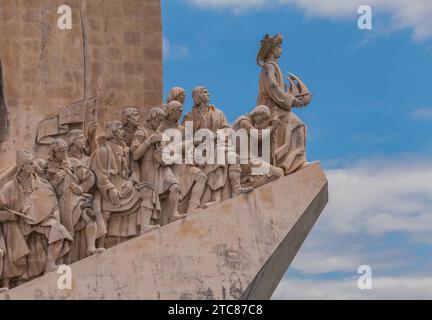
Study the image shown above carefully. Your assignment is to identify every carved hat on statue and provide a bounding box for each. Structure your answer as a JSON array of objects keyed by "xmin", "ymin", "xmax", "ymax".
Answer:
[
  {"xmin": 256, "ymin": 33, "xmax": 283, "ymax": 67},
  {"xmin": 16, "ymin": 150, "xmax": 35, "ymax": 168}
]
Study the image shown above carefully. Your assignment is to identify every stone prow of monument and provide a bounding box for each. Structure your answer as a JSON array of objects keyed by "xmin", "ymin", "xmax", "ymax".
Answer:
[{"xmin": 0, "ymin": 163, "xmax": 328, "ymax": 300}]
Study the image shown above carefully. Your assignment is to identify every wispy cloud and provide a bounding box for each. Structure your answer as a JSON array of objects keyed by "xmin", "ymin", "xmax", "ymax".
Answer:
[
  {"xmin": 187, "ymin": 0, "xmax": 432, "ymax": 41},
  {"xmin": 163, "ymin": 37, "xmax": 190, "ymax": 60},
  {"xmin": 274, "ymin": 276, "xmax": 432, "ymax": 300},
  {"xmin": 412, "ymin": 107, "xmax": 432, "ymax": 120},
  {"xmin": 272, "ymin": 157, "xmax": 432, "ymax": 299}
]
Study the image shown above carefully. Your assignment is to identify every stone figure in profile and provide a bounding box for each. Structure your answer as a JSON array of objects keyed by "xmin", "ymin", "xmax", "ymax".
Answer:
[
  {"xmin": 89, "ymin": 121, "xmax": 159, "ymax": 248},
  {"xmin": 257, "ymin": 33, "xmax": 312, "ymax": 175},
  {"xmin": 182, "ymin": 87, "xmax": 253, "ymax": 204},
  {"xmin": 131, "ymin": 108, "xmax": 185, "ymax": 226},
  {"xmin": 46, "ymin": 139, "xmax": 106, "ymax": 264},
  {"xmin": 166, "ymin": 87, "xmax": 187, "ymax": 105},
  {"xmin": 0, "ymin": 151, "xmax": 72, "ymax": 287},
  {"xmin": 160, "ymin": 99, "xmax": 208, "ymax": 214},
  {"xmin": 233, "ymin": 105, "xmax": 284, "ymax": 188},
  {"xmin": 0, "ymin": 153, "xmax": 30, "ymax": 289},
  {"xmin": 67, "ymin": 129, "xmax": 93, "ymax": 166},
  {"xmin": 122, "ymin": 107, "xmax": 142, "ymax": 147}
]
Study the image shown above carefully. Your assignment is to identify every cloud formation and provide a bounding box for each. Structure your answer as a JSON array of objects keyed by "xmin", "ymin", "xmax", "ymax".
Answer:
[
  {"xmin": 163, "ymin": 37, "xmax": 190, "ymax": 60},
  {"xmin": 274, "ymin": 276, "xmax": 432, "ymax": 300},
  {"xmin": 188, "ymin": 0, "xmax": 432, "ymax": 41},
  {"xmin": 272, "ymin": 158, "xmax": 432, "ymax": 299},
  {"xmin": 412, "ymin": 107, "xmax": 432, "ymax": 120}
]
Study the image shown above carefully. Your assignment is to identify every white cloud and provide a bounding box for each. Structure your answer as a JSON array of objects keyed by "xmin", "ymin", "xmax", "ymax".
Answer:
[
  {"xmin": 412, "ymin": 107, "xmax": 432, "ymax": 120},
  {"xmin": 271, "ymin": 157, "xmax": 432, "ymax": 299},
  {"xmin": 188, "ymin": 0, "xmax": 432, "ymax": 41},
  {"xmin": 273, "ymin": 276, "xmax": 432, "ymax": 300},
  {"xmin": 163, "ymin": 37, "xmax": 190, "ymax": 60}
]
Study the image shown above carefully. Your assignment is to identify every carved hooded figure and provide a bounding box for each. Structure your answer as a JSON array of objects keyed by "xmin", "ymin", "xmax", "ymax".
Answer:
[{"xmin": 257, "ymin": 33, "xmax": 311, "ymax": 175}]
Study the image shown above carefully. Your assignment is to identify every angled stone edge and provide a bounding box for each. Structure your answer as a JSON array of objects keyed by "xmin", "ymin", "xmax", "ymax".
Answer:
[{"xmin": 1, "ymin": 163, "xmax": 328, "ymax": 300}]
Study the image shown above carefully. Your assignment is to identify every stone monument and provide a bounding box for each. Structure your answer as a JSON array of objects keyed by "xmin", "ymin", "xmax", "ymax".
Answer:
[{"xmin": 0, "ymin": 1, "xmax": 328, "ymax": 300}]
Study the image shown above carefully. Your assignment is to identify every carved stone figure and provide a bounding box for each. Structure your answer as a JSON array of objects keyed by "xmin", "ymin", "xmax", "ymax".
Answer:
[
  {"xmin": 122, "ymin": 107, "xmax": 142, "ymax": 147},
  {"xmin": 182, "ymin": 87, "xmax": 253, "ymax": 204},
  {"xmin": 132, "ymin": 108, "xmax": 185, "ymax": 226},
  {"xmin": 166, "ymin": 87, "xmax": 186, "ymax": 105},
  {"xmin": 89, "ymin": 121, "xmax": 159, "ymax": 248},
  {"xmin": 46, "ymin": 139, "xmax": 105, "ymax": 264},
  {"xmin": 0, "ymin": 159, "xmax": 29, "ymax": 289},
  {"xmin": 257, "ymin": 33, "xmax": 312, "ymax": 175},
  {"xmin": 67, "ymin": 130, "xmax": 92, "ymax": 166},
  {"xmin": 160, "ymin": 100, "xmax": 208, "ymax": 214},
  {"xmin": 233, "ymin": 105, "xmax": 284, "ymax": 188},
  {"xmin": 0, "ymin": 151, "xmax": 72, "ymax": 287}
]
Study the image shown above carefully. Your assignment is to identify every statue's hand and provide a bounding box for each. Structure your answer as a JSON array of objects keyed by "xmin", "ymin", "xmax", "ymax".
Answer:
[
  {"xmin": 71, "ymin": 183, "xmax": 84, "ymax": 195},
  {"xmin": 7, "ymin": 212, "xmax": 18, "ymax": 222},
  {"xmin": 147, "ymin": 134, "xmax": 162, "ymax": 145},
  {"xmin": 108, "ymin": 188, "xmax": 121, "ymax": 206},
  {"xmin": 121, "ymin": 181, "xmax": 134, "ymax": 198},
  {"xmin": 53, "ymin": 171, "xmax": 67, "ymax": 185},
  {"xmin": 87, "ymin": 120, "xmax": 98, "ymax": 134}
]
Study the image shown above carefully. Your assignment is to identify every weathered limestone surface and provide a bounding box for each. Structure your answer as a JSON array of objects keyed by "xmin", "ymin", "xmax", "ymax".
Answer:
[
  {"xmin": 0, "ymin": 163, "xmax": 328, "ymax": 300},
  {"xmin": 0, "ymin": 0, "xmax": 162, "ymax": 169}
]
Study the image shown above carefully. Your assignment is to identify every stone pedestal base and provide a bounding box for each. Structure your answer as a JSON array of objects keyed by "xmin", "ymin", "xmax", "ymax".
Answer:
[{"xmin": 1, "ymin": 163, "xmax": 328, "ymax": 300}]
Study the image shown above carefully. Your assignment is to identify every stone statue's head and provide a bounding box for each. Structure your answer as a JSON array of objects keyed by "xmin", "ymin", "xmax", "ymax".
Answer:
[
  {"xmin": 67, "ymin": 129, "xmax": 86, "ymax": 150},
  {"xmin": 122, "ymin": 107, "xmax": 140, "ymax": 127},
  {"xmin": 192, "ymin": 87, "xmax": 210, "ymax": 107},
  {"xmin": 105, "ymin": 121, "xmax": 124, "ymax": 141},
  {"xmin": 165, "ymin": 100, "xmax": 183, "ymax": 123},
  {"xmin": 257, "ymin": 33, "xmax": 283, "ymax": 66},
  {"xmin": 145, "ymin": 107, "xmax": 165, "ymax": 130},
  {"xmin": 167, "ymin": 87, "xmax": 186, "ymax": 105},
  {"xmin": 16, "ymin": 150, "xmax": 35, "ymax": 174},
  {"xmin": 49, "ymin": 139, "xmax": 69, "ymax": 162},
  {"xmin": 250, "ymin": 105, "xmax": 272, "ymax": 129}
]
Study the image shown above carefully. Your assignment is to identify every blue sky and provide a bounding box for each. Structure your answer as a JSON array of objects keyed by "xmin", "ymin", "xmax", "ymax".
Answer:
[{"xmin": 162, "ymin": 0, "xmax": 432, "ymax": 299}]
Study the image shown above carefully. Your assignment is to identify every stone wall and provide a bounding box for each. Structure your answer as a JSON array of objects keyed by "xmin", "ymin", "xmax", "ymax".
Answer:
[{"xmin": 0, "ymin": 0, "xmax": 162, "ymax": 169}]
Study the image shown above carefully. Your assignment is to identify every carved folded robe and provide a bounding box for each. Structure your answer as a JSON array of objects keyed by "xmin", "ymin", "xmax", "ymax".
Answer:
[
  {"xmin": 90, "ymin": 140, "xmax": 159, "ymax": 238},
  {"xmin": 159, "ymin": 121, "xmax": 204, "ymax": 201},
  {"xmin": 182, "ymin": 106, "xmax": 233, "ymax": 203},
  {"xmin": 0, "ymin": 175, "xmax": 72, "ymax": 280},
  {"xmin": 258, "ymin": 61, "xmax": 307, "ymax": 175},
  {"xmin": 47, "ymin": 158, "xmax": 106, "ymax": 263},
  {"xmin": 232, "ymin": 116, "xmax": 284, "ymax": 187},
  {"xmin": 0, "ymin": 185, "xmax": 29, "ymax": 280}
]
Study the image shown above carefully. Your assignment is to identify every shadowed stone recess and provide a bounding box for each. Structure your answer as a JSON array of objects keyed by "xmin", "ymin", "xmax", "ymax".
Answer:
[{"xmin": 0, "ymin": 60, "xmax": 7, "ymax": 143}]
